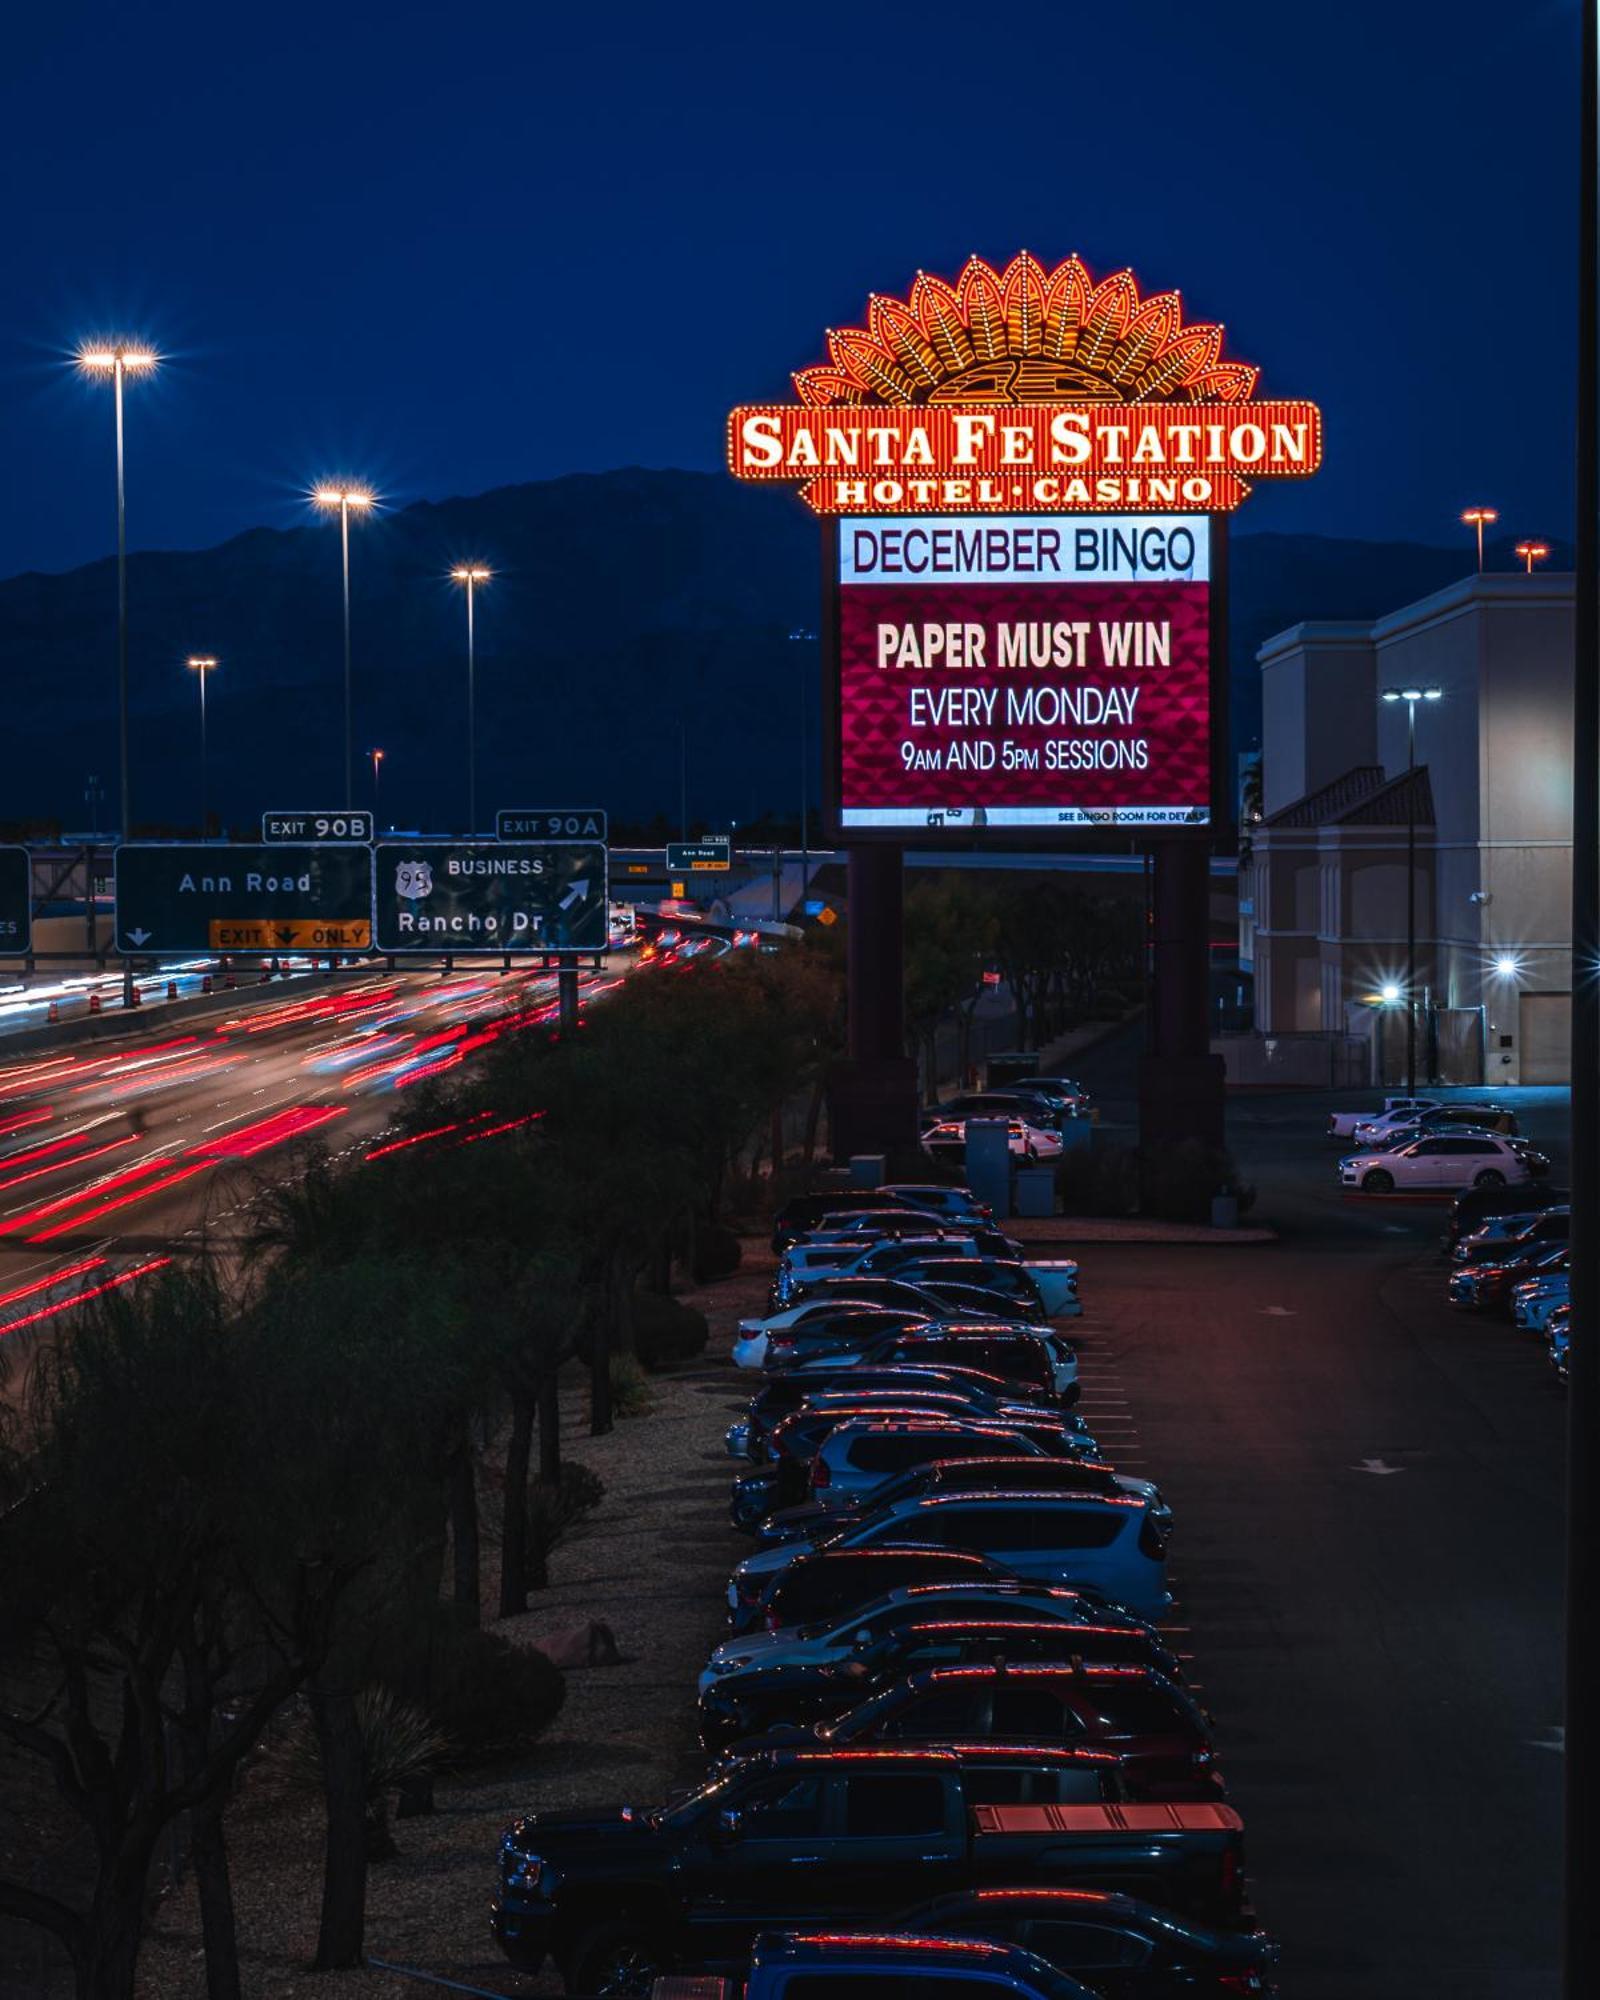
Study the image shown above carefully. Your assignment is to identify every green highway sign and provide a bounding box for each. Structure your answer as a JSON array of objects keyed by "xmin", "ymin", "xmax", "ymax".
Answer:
[
  {"xmin": 114, "ymin": 844, "xmax": 376, "ymax": 955},
  {"xmin": 263, "ymin": 809, "xmax": 374, "ymax": 843},
  {"xmin": 666, "ymin": 838, "xmax": 732, "ymax": 872},
  {"xmin": 0, "ymin": 846, "xmax": 30, "ymax": 954},
  {"xmin": 374, "ymin": 842, "xmax": 609, "ymax": 953},
  {"xmin": 496, "ymin": 807, "xmax": 608, "ymax": 842}
]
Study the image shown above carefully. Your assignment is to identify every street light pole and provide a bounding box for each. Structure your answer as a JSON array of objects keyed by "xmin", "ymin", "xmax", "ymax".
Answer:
[
  {"xmin": 1381, "ymin": 686, "xmax": 1443, "ymax": 1094},
  {"xmin": 312, "ymin": 486, "xmax": 375, "ymax": 808},
  {"xmin": 186, "ymin": 657, "xmax": 218, "ymax": 833},
  {"xmin": 77, "ymin": 342, "xmax": 157, "ymax": 842},
  {"xmin": 1461, "ymin": 505, "xmax": 1498, "ymax": 572},
  {"xmin": 370, "ymin": 747, "xmax": 384, "ymax": 816},
  {"xmin": 450, "ymin": 566, "xmax": 491, "ymax": 831}
]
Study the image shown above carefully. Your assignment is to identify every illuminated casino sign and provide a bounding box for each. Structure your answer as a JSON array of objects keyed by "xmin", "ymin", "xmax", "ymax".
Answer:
[
  {"xmin": 728, "ymin": 253, "xmax": 1321, "ymax": 517},
  {"xmin": 729, "ymin": 252, "xmax": 1322, "ymax": 838}
]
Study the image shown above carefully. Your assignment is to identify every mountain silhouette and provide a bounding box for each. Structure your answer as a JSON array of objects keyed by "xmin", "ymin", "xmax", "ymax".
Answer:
[{"xmin": 0, "ymin": 470, "xmax": 1553, "ymax": 837}]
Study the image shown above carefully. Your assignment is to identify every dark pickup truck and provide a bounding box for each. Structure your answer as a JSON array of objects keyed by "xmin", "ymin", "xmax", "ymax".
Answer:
[{"xmin": 492, "ymin": 1746, "xmax": 1248, "ymax": 1993}]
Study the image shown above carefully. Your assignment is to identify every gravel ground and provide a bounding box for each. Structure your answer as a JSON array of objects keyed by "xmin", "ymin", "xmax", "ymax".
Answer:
[{"xmin": 136, "ymin": 1249, "xmax": 774, "ymax": 2000}]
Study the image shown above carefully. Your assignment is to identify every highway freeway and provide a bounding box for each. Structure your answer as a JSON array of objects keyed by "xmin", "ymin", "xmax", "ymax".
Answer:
[{"xmin": 0, "ymin": 959, "xmax": 635, "ymax": 1353}]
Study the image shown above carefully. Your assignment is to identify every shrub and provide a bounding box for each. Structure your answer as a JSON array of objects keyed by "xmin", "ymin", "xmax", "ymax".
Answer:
[
  {"xmin": 1138, "ymin": 1141, "xmax": 1249, "ymax": 1224},
  {"xmin": 426, "ymin": 1627, "xmax": 566, "ymax": 1765},
  {"xmin": 525, "ymin": 1460, "xmax": 607, "ymax": 1568},
  {"xmin": 1054, "ymin": 1143, "xmax": 1139, "ymax": 1218},
  {"xmin": 631, "ymin": 1290, "xmax": 709, "ymax": 1369},
  {"xmin": 608, "ymin": 1352, "xmax": 653, "ymax": 1417},
  {"xmin": 690, "ymin": 1223, "xmax": 742, "ymax": 1283}
]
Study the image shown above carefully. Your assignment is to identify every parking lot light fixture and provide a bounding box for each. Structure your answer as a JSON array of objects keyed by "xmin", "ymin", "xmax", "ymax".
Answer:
[
  {"xmin": 1515, "ymin": 539, "xmax": 1552, "ymax": 575},
  {"xmin": 1379, "ymin": 686, "xmax": 1444, "ymax": 1094},
  {"xmin": 1380, "ymin": 982, "xmax": 1402, "ymax": 1005},
  {"xmin": 1461, "ymin": 506, "xmax": 1498, "ymax": 571},
  {"xmin": 1493, "ymin": 953, "xmax": 1523, "ymax": 980}
]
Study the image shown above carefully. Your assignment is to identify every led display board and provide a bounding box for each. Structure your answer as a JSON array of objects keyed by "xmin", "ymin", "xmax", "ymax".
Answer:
[
  {"xmin": 829, "ymin": 513, "xmax": 1215, "ymax": 833},
  {"xmin": 729, "ymin": 251, "xmax": 1321, "ymax": 844}
]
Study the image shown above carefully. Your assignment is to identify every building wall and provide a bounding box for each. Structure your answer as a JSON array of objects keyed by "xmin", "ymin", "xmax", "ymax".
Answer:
[
  {"xmin": 1257, "ymin": 623, "xmax": 1376, "ymax": 817},
  {"xmin": 1252, "ymin": 574, "xmax": 1574, "ymax": 1083}
]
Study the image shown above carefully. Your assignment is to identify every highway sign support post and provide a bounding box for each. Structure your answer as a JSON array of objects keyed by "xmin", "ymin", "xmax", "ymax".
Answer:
[{"xmin": 558, "ymin": 965, "xmax": 580, "ymax": 1032}]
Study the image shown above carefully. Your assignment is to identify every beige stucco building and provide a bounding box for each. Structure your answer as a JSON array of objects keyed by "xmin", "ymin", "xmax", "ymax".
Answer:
[{"xmin": 1241, "ymin": 571, "xmax": 1573, "ymax": 1084}]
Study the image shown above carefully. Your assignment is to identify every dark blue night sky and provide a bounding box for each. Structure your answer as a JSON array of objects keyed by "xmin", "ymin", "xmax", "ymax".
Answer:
[{"xmin": 1, "ymin": 0, "xmax": 1578, "ymax": 577}]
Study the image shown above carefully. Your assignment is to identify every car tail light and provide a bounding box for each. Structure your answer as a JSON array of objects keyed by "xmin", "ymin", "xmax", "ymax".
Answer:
[
  {"xmin": 768, "ymin": 1333, "xmax": 795, "ymax": 1359},
  {"xmin": 1139, "ymin": 1516, "xmax": 1167, "ymax": 1561},
  {"xmin": 809, "ymin": 1455, "xmax": 831, "ymax": 1489},
  {"xmin": 765, "ymin": 1609, "xmax": 783, "ymax": 1631},
  {"xmin": 1217, "ymin": 1978, "xmax": 1263, "ymax": 1995},
  {"xmin": 1219, "ymin": 1844, "xmax": 1243, "ymax": 1910}
]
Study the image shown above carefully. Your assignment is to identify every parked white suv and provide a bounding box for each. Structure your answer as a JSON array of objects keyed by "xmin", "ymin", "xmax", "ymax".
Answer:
[{"xmin": 1339, "ymin": 1132, "xmax": 1530, "ymax": 1193}]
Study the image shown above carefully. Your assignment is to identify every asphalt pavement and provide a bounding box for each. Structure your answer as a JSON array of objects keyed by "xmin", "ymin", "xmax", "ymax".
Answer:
[{"xmin": 1073, "ymin": 1028, "xmax": 1568, "ymax": 1996}]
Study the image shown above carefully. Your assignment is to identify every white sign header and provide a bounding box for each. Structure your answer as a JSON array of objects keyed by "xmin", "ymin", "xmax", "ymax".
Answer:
[{"xmin": 838, "ymin": 514, "xmax": 1210, "ymax": 587}]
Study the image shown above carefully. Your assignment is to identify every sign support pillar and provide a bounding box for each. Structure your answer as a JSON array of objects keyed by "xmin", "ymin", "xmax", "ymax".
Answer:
[
  {"xmin": 1138, "ymin": 839, "xmax": 1225, "ymax": 1156},
  {"xmin": 828, "ymin": 844, "xmax": 918, "ymax": 1161},
  {"xmin": 558, "ymin": 964, "xmax": 580, "ymax": 1033}
]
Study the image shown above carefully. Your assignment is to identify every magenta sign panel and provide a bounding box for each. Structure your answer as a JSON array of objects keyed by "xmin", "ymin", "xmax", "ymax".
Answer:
[{"xmin": 833, "ymin": 514, "xmax": 1213, "ymax": 833}]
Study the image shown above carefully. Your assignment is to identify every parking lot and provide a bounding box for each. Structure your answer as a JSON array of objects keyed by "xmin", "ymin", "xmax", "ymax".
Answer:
[{"xmin": 1078, "ymin": 1036, "xmax": 1569, "ymax": 1996}]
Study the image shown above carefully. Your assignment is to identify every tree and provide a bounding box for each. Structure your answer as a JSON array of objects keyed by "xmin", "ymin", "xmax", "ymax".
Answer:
[
  {"xmin": 903, "ymin": 876, "xmax": 999, "ymax": 1093},
  {"xmin": 0, "ymin": 1265, "xmax": 374, "ymax": 2000}
]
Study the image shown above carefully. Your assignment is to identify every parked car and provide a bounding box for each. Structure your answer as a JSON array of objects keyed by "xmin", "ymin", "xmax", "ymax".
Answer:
[
  {"xmin": 880, "ymin": 1325, "xmax": 1076, "ymax": 1395},
  {"xmin": 1022, "ymin": 1076, "xmax": 1093, "ymax": 1114},
  {"xmin": 1443, "ymin": 1181, "xmax": 1568, "ymax": 1254},
  {"xmin": 727, "ymin": 1542, "xmax": 1016, "ymax": 1636},
  {"xmin": 699, "ymin": 1617, "xmax": 1188, "ymax": 1753},
  {"xmin": 701, "ymin": 1578, "xmax": 1155, "ymax": 1689},
  {"xmin": 490, "ymin": 1745, "xmax": 1249, "ymax": 1986},
  {"xmin": 1338, "ymin": 1132, "xmax": 1531, "ymax": 1193},
  {"xmin": 897, "ymin": 1888, "xmax": 1281, "ymax": 1997},
  {"xmin": 1449, "ymin": 1242, "xmax": 1567, "ymax": 1312},
  {"xmin": 1549, "ymin": 1304, "xmax": 1572, "ymax": 1383},
  {"xmin": 799, "ymin": 1417, "xmax": 1054, "ymax": 1511},
  {"xmin": 1453, "ymin": 1206, "xmax": 1569, "ymax": 1265},
  {"xmin": 1327, "ymin": 1095, "xmax": 1440, "ymax": 1140},
  {"xmin": 728, "ymin": 1363, "xmax": 1044, "ymax": 1461},
  {"xmin": 772, "ymin": 1232, "xmax": 996, "ymax": 1305},
  {"xmin": 733, "ymin": 1412, "xmax": 1066, "ymax": 1528},
  {"xmin": 775, "ymin": 1661, "xmax": 1215, "ymax": 1800},
  {"xmin": 1513, "ymin": 1269, "xmax": 1570, "ymax": 1334},
  {"xmin": 933, "ymin": 1089, "xmax": 1070, "ymax": 1131},
  {"xmin": 732, "ymin": 1302, "xmax": 935, "ymax": 1372},
  {"xmin": 1352, "ymin": 1101, "xmax": 1518, "ymax": 1146},
  {"xmin": 924, "ymin": 1118, "xmax": 1065, "ymax": 1164},
  {"xmin": 658, "ymin": 1926, "xmax": 1103, "ymax": 2000},
  {"xmin": 770, "ymin": 1189, "xmax": 909, "ymax": 1254},
  {"xmin": 764, "ymin": 1276, "xmax": 1005, "ymax": 1338},
  {"xmin": 731, "ymin": 1490, "xmax": 1171, "ymax": 1623},
  {"xmin": 756, "ymin": 1454, "xmax": 1171, "ymax": 1550},
  {"xmin": 880, "ymin": 1181, "xmax": 996, "ymax": 1223},
  {"xmin": 886, "ymin": 1259, "xmax": 1053, "ymax": 1320}
]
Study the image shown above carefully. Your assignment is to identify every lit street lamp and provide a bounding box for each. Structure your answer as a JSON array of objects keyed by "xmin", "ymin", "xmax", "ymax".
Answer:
[
  {"xmin": 1461, "ymin": 505, "xmax": 1498, "ymax": 572},
  {"xmin": 312, "ymin": 485, "xmax": 376, "ymax": 806},
  {"xmin": 78, "ymin": 340, "xmax": 158, "ymax": 841},
  {"xmin": 370, "ymin": 747, "xmax": 384, "ymax": 815},
  {"xmin": 185, "ymin": 656, "xmax": 218, "ymax": 832},
  {"xmin": 450, "ymin": 566, "xmax": 491, "ymax": 831},
  {"xmin": 1380, "ymin": 685, "xmax": 1444, "ymax": 1095},
  {"xmin": 1515, "ymin": 538, "xmax": 1551, "ymax": 575}
]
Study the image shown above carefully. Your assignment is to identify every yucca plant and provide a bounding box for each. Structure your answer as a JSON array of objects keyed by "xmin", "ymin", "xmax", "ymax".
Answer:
[{"xmin": 275, "ymin": 1686, "xmax": 449, "ymax": 1859}]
